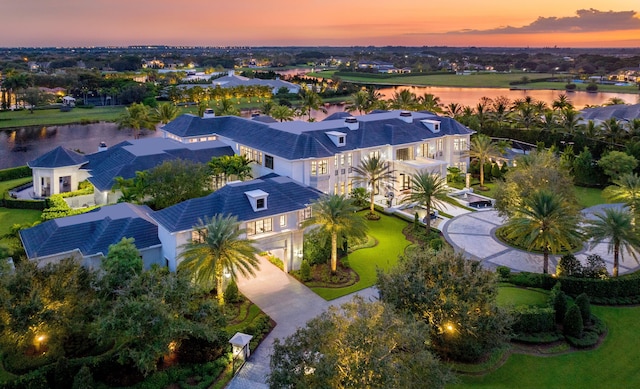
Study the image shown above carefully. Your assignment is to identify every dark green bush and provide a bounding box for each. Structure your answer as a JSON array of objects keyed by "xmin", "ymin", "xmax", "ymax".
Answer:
[
  {"xmin": 554, "ymin": 291, "xmax": 568, "ymax": 324},
  {"xmin": 563, "ymin": 305, "xmax": 584, "ymax": 338},
  {"xmin": 303, "ymin": 229, "xmax": 330, "ymax": 266},
  {"xmin": 496, "ymin": 266, "xmax": 511, "ymax": 279},
  {"xmin": 137, "ymin": 371, "xmax": 169, "ymax": 389},
  {"xmin": 512, "ymin": 332, "xmax": 563, "ymax": 344},
  {"xmin": 429, "ymin": 238, "xmax": 444, "ymax": 252},
  {"xmin": 575, "ymin": 293, "xmax": 591, "ymax": 325},
  {"xmin": 299, "ymin": 260, "xmax": 311, "ymax": 281},
  {"xmin": 72, "ymin": 366, "xmax": 95, "ymax": 389},
  {"xmin": 512, "ymin": 306, "xmax": 555, "ymax": 333},
  {"xmin": 1, "ymin": 198, "xmax": 48, "ymax": 210},
  {"xmin": 0, "ymin": 165, "xmax": 31, "ymax": 181},
  {"xmin": 224, "ymin": 280, "xmax": 239, "ymax": 304},
  {"xmin": 583, "ymin": 254, "xmax": 609, "ymax": 279},
  {"xmin": 566, "ymin": 330, "xmax": 599, "ymax": 348},
  {"xmin": 556, "ymin": 254, "xmax": 583, "ymax": 277}
]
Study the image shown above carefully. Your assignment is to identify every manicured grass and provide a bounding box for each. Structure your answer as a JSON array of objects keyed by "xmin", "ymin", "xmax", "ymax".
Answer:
[
  {"xmin": 0, "ymin": 106, "xmax": 124, "ymax": 129},
  {"xmin": 311, "ymin": 211, "xmax": 411, "ymax": 300},
  {"xmin": 0, "ymin": 207, "xmax": 41, "ymax": 235},
  {"xmin": 574, "ymin": 186, "xmax": 605, "ymax": 209},
  {"xmin": 0, "ymin": 177, "xmax": 32, "ymax": 196},
  {"xmin": 451, "ymin": 305, "xmax": 640, "ymax": 389},
  {"xmin": 496, "ymin": 286, "xmax": 548, "ymax": 308},
  {"xmin": 511, "ymin": 81, "xmax": 639, "ymax": 94}
]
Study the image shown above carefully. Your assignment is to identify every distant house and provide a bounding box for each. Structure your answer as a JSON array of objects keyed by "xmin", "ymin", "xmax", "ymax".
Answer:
[
  {"xmin": 609, "ymin": 66, "xmax": 640, "ymax": 83},
  {"xmin": 151, "ymin": 174, "xmax": 322, "ymax": 272},
  {"xmin": 580, "ymin": 103, "xmax": 640, "ymax": 125},
  {"xmin": 357, "ymin": 61, "xmax": 410, "ymax": 74},
  {"xmin": 211, "ymin": 70, "xmax": 300, "ymax": 94},
  {"xmin": 19, "ymin": 203, "xmax": 163, "ymax": 270}
]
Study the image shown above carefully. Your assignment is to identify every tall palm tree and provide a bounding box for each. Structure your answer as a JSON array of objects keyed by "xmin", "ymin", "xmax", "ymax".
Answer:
[
  {"xmin": 298, "ymin": 89, "xmax": 326, "ymax": 121},
  {"xmin": 215, "ymin": 98, "xmax": 240, "ymax": 116},
  {"xmin": 504, "ymin": 190, "xmax": 583, "ymax": 274},
  {"xmin": 469, "ymin": 134, "xmax": 501, "ymax": 190},
  {"xmin": 604, "ymin": 173, "xmax": 640, "ymax": 223},
  {"xmin": 601, "ymin": 117, "xmax": 627, "ymax": 147},
  {"xmin": 418, "ymin": 93, "xmax": 443, "ymax": 113},
  {"xmin": 390, "ymin": 89, "xmax": 418, "ymax": 110},
  {"xmin": 116, "ymin": 102, "xmax": 158, "ymax": 139},
  {"xmin": 402, "ymin": 171, "xmax": 448, "ymax": 231},
  {"xmin": 178, "ymin": 214, "xmax": 260, "ymax": 305},
  {"xmin": 153, "ymin": 102, "xmax": 179, "ymax": 126},
  {"xmin": 346, "ymin": 90, "xmax": 371, "ymax": 115},
  {"xmin": 351, "ymin": 156, "xmax": 396, "ymax": 215},
  {"xmin": 444, "ymin": 102, "xmax": 462, "ymax": 118},
  {"xmin": 584, "ymin": 207, "xmax": 640, "ymax": 277},
  {"xmin": 552, "ymin": 94, "xmax": 573, "ymax": 111},
  {"xmin": 303, "ymin": 195, "xmax": 368, "ymax": 274},
  {"xmin": 270, "ymin": 105, "xmax": 295, "ymax": 122}
]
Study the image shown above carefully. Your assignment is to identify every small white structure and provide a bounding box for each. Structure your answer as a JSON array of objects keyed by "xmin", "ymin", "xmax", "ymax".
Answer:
[
  {"xmin": 62, "ymin": 96, "xmax": 76, "ymax": 107},
  {"xmin": 229, "ymin": 332, "xmax": 253, "ymax": 374}
]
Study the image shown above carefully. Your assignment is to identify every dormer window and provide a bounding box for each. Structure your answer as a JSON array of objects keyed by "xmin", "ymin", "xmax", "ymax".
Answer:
[
  {"xmin": 245, "ymin": 189, "xmax": 269, "ymax": 212},
  {"xmin": 421, "ymin": 119, "xmax": 441, "ymax": 133},
  {"xmin": 325, "ymin": 131, "xmax": 347, "ymax": 147}
]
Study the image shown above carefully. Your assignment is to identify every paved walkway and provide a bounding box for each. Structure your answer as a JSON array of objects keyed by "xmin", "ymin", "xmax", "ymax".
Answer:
[
  {"xmin": 441, "ymin": 205, "xmax": 640, "ymax": 275},
  {"xmin": 227, "ymin": 256, "xmax": 378, "ymax": 388}
]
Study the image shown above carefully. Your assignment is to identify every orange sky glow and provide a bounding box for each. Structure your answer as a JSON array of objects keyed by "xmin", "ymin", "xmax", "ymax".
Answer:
[{"xmin": 1, "ymin": 0, "xmax": 639, "ymax": 47}]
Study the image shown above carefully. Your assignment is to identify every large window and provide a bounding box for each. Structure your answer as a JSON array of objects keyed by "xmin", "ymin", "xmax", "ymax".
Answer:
[
  {"xmin": 396, "ymin": 147, "xmax": 411, "ymax": 161},
  {"xmin": 280, "ymin": 215, "xmax": 287, "ymax": 227},
  {"xmin": 265, "ymin": 155, "xmax": 274, "ymax": 169},
  {"xmin": 246, "ymin": 218, "xmax": 273, "ymax": 236},
  {"xmin": 454, "ymin": 138, "xmax": 468, "ymax": 152},
  {"xmin": 299, "ymin": 207, "xmax": 312, "ymax": 221},
  {"xmin": 240, "ymin": 145, "xmax": 262, "ymax": 164},
  {"xmin": 399, "ymin": 173, "xmax": 411, "ymax": 190},
  {"xmin": 311, "ymin": 160, "xmax": 328, "ymax": 175}
]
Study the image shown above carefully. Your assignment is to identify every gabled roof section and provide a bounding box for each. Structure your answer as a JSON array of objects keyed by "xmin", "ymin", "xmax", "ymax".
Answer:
[
  {"xmin": 28, "ymin": 146, "xmax": 87, "ymax": 168},
  {"xmin": 20, "ymin": 203, "xmax": 160, "ymax": 259},
  {"xmin": 151, "ymin": 174, "xmax": 322, "ymax": 233},
  {"xmin": 580, "ymin": 103, "xmax": 640, "ymax": 122}
]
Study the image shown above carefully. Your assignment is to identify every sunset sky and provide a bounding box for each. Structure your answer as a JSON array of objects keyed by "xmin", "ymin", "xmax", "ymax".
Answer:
[{"xmin": 1, "ymin": 0, "xmax": 639, "ymax": 47}]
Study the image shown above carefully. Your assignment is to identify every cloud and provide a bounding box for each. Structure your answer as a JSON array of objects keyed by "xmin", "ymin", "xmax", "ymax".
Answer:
[{"xmin": 448, "ymin": 9, "xmax": 640, "ymax": 35}]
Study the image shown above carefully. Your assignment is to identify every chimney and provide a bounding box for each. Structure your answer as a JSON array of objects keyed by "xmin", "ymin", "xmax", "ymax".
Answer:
[
  {"xmin": 203, "ymin": 108, "xmax": 215, "ymax": 119},
  {"xmin": 98, "ymin": 142, "xmax": 107, "ymax": 152},
  {"xmin": 345, "ymin": 116, "xmax": 359, "ymax": 130},
  {"xmin": 399, "ymin": 111, "xmax": 413, "ymax": 123}
]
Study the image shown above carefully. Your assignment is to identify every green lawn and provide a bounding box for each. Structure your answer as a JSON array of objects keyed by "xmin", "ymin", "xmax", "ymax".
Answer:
[
  {"xmin": 0, "ymin": 177, "xmax": 32, "ymax": 197},
  {"xmin": 0, "ymin": 207, "xmax": 41, "ymax": 236},
  {"xmin": 452, "ymin": 305, "xmax": 640, "ymax": 389},
  {"xmin": 311, "ymin": 212, "xmax": 411, "ymax": 300},
  {"xmin": 574, "ymin": 186, "xmax": 605, "ymax": 209},
  {"xmin": 511, "ymin": 81, "xmax": 639, "ymax": 94},
  {"xmin": 0, "ymin": 106, "xmax": 125, "ymax": 129},
  {"xmin": 496, "ymin": 286, "xmax": 548, "ymax": 308}
]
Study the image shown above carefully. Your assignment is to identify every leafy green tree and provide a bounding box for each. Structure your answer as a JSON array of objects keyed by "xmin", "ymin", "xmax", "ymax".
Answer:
[
  {"xmin": 556, "ymin": 254, "xmax": 583, "ymax": 277},
  {"xmin": 345, "ymin": 90, "xmax": 371, "ymax": 115},
  {"xmin": 584, "ymin": 207, "xmax": 640, "ymax": 277},
  {"xmin": 349, "ymin": 187, "xmax": 369, "ymax": 208},
  {"xmin": 504, "ymin": 190, "xmax": 583, "ymax": 274},
  {"xmin": 178, "ymin": 214, "xmax": 260, "ymax": 305},
  {"xmin": 598, "ymin": 151, "xmax": 638, "ymax": 182},
  {"xmin": 377, "ymin": 249, "xmax": 512, "ymax": 362},
  {"xmin": 144, "ymin": 159, "xmax": 212, "ymax": 209},
  {"xmin": 101, "ymin": 237, "xmax": 143, "ymax": 293},
  {"xmin": 304, "ymin": 195, "xmax": 368, "ymax": 274},
  {"xmin": 469, "ymin": 134, "xmax": 501, "ymax": 189},
  {"xmin": 116, "ymin": 102, "xmax": 157, "ymax": 139},
  {"xmin": 495, "ymin": 150, "xmax": 577, "ymax": 218},
  {"xmin": 268, "ymin": 297, "xmax": 454, "ymax": 389},
  {"xmin": 572, "ymin": 147, "xmax": 600, "ymax": 186},
  {"xmin": 401, "ymin": 171, "xmax": 448, "ymax": 231},
  {"xmin": 22, "ymin": 87, "xmax": 53, "ymax": 113},
  {"xmin": 351, "ymin": 156, "xmax": 395, "ymax": 215}
]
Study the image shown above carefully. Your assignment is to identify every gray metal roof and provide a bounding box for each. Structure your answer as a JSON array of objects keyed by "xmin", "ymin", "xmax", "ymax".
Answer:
[
  {"xmin": 20, "ymin": 203, "xmax": 160, "ymax": 259},
  {"xmin": 162, "ymin": 110, "xmax": 473, "ymax": 161},
  {"xmin": 151, "ymin": 174, "xmax": 322, "ymax": 233},
  {"xmin": 580, "ymin": 104, "xmax": 640, "ymax": 122}
]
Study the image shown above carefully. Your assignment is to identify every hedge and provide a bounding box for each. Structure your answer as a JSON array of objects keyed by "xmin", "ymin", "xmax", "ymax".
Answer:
[
  {"xmin": 0, "ymin": 166, "xmax": 31, "ymax": 182},
  {"xmin": 334, "ymin": 70, "xmax": 455, "ymax": 80},
  {"xmin": 508, "ymin": 272, "xmax": 640, "ymax": 302},
  {"xmin": 511, "ymin": 306, "xmax": 555, "ymax": 334},
  {"xmin": 1, "ymin": 198, "xmax": 48, "ymax": 210}
]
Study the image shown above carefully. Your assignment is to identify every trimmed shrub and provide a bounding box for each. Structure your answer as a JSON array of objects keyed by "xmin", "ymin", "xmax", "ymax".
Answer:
[
  {"xmin": 553, "ymin": 290, "xmax": 568, "ymax": 324},
  {"xmin": 224, "ymin": 280, "xmax": 239, "ymax": 304},
  {"xmin": 512, "ymin": 306, "xmax": 555, "ymax": 334},
  {"xmin": 299, "ymin": 260, "xmax": 311, "ymax": 282},
  {"xmin": 566, "ymin": 330, "xmax": 599, "ymax": 348},
  {"xmin": 72, "ymin": 366, "xmax": 94, "ymax": 389},
  {"xmin": 496, "ymin": 266, "xmax": 511, "ymax": 280},
  {"xmin": 563, "ymin": 305, "xmax": 584, "ymax": 338},
  {"xmin": 556, "ymin": 254, "xmax": 583, "ymax": 277},
  {"xmin": 429, "ymin": 238, "xmax": 444, "ymax": 252},
  {"xmin": 0, "ymin": 165, "xmax": 32, "ymax": 181},
  {"xmin": 1, "ymin": 198, "xmax": 48, "ymax": 210},
  {"xmin": 575, "ymin": 293, "xmax": 591, "ymax": 325},
  {"xmin": 512, "ymin": 332, "xmax": 563, "ymax": 344}
]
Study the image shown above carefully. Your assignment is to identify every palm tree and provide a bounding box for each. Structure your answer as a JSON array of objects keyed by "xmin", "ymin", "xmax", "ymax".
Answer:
[
  {"xmin": 270, "ymin": 105, "xmax": 295, "ymax": 122},
  {"xmin": 418, "ymin": 93, "xmax": 443, "ymax": 113},
  {"xmin": 401, "ymin": 171, "xmax": 448, "ymax": 231},
  {"xmin": 298, "ymin": 89, "xmax": 326, "ymax": 121},
  {"xmin": 605, "ymin": 97, "xmax": 627, "ymax": 106},
  {"xmin": 604, "ymin": 173, "xmax": 640, "ymax": 223},
  {"xmin": 504, "ymin": 190, "xmax": 583, "ymax": 274},
  {"xmin": 346, "ymin": 90, "xmax": 371, "ymax": 115},
  {"xmin": 444, "ymin": 102, "xmax": 462, "ymax": 118},
  {"xmin": 178, "ymin": 214, "xmax": 260, "ymax": 305},
  {"xmin": 116, "ymin": 102, "xmax": 158, "ymax": 139},
  {"xmin": 601, "ymin": 117, "xmax": 626, "ymax": 147},
  {"xmin": 153, "ymin": 102, "xmax": 179, "ymax": 126},
  {"xmin": 390, "ymin": 89, "xmax": 418, "ymax": 110},
  {"xmin": 469, "ymin": 134, "xmax": 501, "ymax": 190},
  {"xmin": 215, "ymin": 98, "xmax": 240, "ymax": 116},
  {"xmin": 303, "ymin": 195, "xmax": 368, "ymax": 274},
  {"xmin": 351, "ymin": 156, "xmax": 396, "ymax": 215},
  {"xmin": 552, "ymin": 94, "xmax": 573, "ymax": 111},
  {"xmin": 584, "ymin": 207, "xmax": 640, "ymax": 277}
]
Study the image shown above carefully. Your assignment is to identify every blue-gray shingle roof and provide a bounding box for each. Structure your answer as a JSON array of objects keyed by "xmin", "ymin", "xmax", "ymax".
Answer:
[
  {"xmin": 28, "ymin": 146, "xmax": 87, "ymax": 168},
  {"xmin": 20, "ymin": 203, "xmax": 160, "ymax": 259},
  {"xmin": 162, "ymin": 110, "xmax": 474, "ymax": 161},
  {"xmin": 151, "ymin": 174, "xmax": 322, "ymax": 233}
]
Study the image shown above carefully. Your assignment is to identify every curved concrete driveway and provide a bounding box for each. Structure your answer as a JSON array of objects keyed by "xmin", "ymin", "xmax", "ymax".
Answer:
[{"xmin": 442, "ymin": 205, "xmax": 640, "ymax": 276}]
